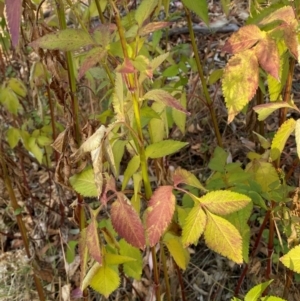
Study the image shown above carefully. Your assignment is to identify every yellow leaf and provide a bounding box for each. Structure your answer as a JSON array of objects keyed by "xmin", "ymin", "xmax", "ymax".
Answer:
[{"xmin": 89, "ymin": 263, "xmax": 120, "ymax": 298}]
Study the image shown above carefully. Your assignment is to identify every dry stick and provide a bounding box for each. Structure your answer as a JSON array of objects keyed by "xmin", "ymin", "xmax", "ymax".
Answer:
[
  {"xmin": 184, "ymin": 6, "xmax": 222, "ymax": 147},
  {"xmin": 234, "ymin": 210, "xmax": 271, "ymax": 297},
  {"xmin": 0, "ymin": 153, "xmax": 46, "ymax": 301}
]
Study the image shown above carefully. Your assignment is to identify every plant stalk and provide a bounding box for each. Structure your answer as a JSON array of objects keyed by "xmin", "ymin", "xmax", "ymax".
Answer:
[
  {"xmin": 161, "ymin": 245, "xmax": 172, "ymax": 301},
  {"xmin": 280, "ymin": 57, "xmax": 295, "ymax": 126},
  {"xmin": 110, "ymin": 2, "xmax": 160, "ymax": 299},
  {"xmin": 184, "ymin": 6, "xmax": 222, "ymax": 147}
]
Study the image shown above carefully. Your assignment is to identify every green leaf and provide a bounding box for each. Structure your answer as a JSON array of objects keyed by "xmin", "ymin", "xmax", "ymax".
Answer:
[
  {"xmin": 244, "ymin": 280, "xmax": 273, "ymax": 301},
  {"xmin": 69, "ymin": 167, "xmax": 98, "ymax": 197},
  {"xmin": 112, "ymin": 140, "xmax": 126, "ymax": 176},
  {"xmin": 89, "ymin": 263, "xmax": 120, "ymax": 298},
  {"xmin": 6, "ymin": 127, "xmax": 20, "ymax": 148},
  {"xmin": 261, "ymin": 297, "xmax": 287, "ymax": 301},
  {"xmin": 280, "ymin": 245, "xmax": 300, "ymax": 273},
  {"xmin": 8, "ymin": 78, "xmax": 27, "ymax": 97},
  {"xmin": 145, "ymin": 140, "xmax": 188, "ymax": 159},
  {"xmin": 253, "ymin": 101, "xmax": 298, "ymax": 121},
  {"xmin": 252, "ymin": 131, "xmax": 270, "ymax": 149},
  {"xmin": 208, "ymin": 146, "xmax": 228, "ymax": 172},
  {"xmin": 245, "ymin": 160, "xmax": 279, "ymax": 193},
  {"xmin": 222, "ymin": 49, "xmax": 259, "ymax": 123},
  {"xmin": 37, "ymin": 135, "xmax": 53, "ymax": 146},
  {"xmin": 29, "ymin": 29, "xmax": 94, "ymax": 51},
  {"xmin": 146, "ymin": 186, "xmax": 176, "ymax": 246},
  {"xmin": 270, "ymin": 118, "xmax": 296, "ymax": 161},
  {"xmin": 204, "ymin": 211, "xmax": 243, "ymax": 264},
  {"xmin": 105, "ymin": 253, "xmax": 136, "ymax": 265},
  {"xmin": 182, "ymin": 204, "xmax": 206, "ymax": 246},
  {"xmin": 0, "ymin": 87, "xmax": 21, "ymax": 115},
  {"xmin": 163, "ymin": 233, "xmax": 190, "ymax": 270},
  {"xmin": 119, "ymin": 239, "xmax": 143, "ymax": 280},
  {"xmin": 172, "ymin": 92, "xmax": 187, "ymax": 134},
  {"xmin": 200, "ymin": 191, "xmax": 251, "ymax": 215},
  {"xmin": 66, "ymin": 241, "xmax": 78, "ymax": 264},
  {"xmin": 135, "ymin": 0, "xmax": 158, "ymax": 27},
  {"xmin": 144, "ymin": 89, "xmax": 190, "ymax": 115},
  {"xmin": 225, "ymin": 203, "xmax": 253, "ymax": 263},
  {"xmin": 122, "ymin": 155, "xmax": 140, "ymax": 190},
  {"xmin": 173, "ymin": 167, "xmax": 206, "ymax": 191},
  {"xmin": 182, "ymin": 0, "xmax": 209, "ymax": 25},
  {"xmin": 27, "ymin": 137, "xmax": 43, "ymax": 164},
  {"xmin": 163, "ymin": 65, "xmax": 179, "ymax": 77},
  {"xmin": 208, "ymin": 69, "xmax": 223, "ymax": 85}
]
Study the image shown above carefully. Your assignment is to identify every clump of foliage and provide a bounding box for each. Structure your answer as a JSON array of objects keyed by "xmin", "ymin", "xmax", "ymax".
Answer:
[{"xmin": 1, "ymin": 0, "xmax": 300, "ymax": 300}]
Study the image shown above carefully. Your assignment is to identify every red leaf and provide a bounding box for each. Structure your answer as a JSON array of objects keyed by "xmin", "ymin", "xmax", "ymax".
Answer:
[
  {"xmin": 5, "ymin": 0, "xmax": 22, "ymax": 47},
  {"xmin": 223, "ymin": 25, "xmax": 264, "ymax": 54},
  {"xmin": 139, "ymin": 22, "xmax": 171, "ymax": 36},
  {"xmin": 86, "ymin": 208, "xmax": 102, "ymax": 264},
  {"xmin": 116, "ymin": 58, "xmax": 135, "ymax": 74},
  {"xmin": 146, "ymin": 186, "xmax": 176, "ymax": 246},
  {"xmin": 255, "ymin": 37, "xmax": 280, "ymax": 80},
  {"xmin": 78, "ymin": 47, "xmax": 107, "ymax": 80},
  {"xmin": 111, "ymin": 193, "xmax": 146, "ymax": 250},
  {"xmin": 259, "ymin": 6, "xmax": 295, "ymax": 26},
  {"xmin": 100, "ymin": 175, "xmax": 116, "ymax": 206},
  {"xmin": 144, "ymin": 89, "xmax": 190, "ymax": 115}
]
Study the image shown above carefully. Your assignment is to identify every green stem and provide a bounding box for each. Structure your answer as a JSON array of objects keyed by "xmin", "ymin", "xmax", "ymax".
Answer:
[
  {"xmin": 111, "ymin": 2, "xmax": 160, "ymax": 299},
  {"xmin": 184, "ymin": 6, "xmax": 222, "ymax": 147},
  {"xmin": 95, "ymin": 0, "xmax": 105, "ymax": 24}
]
